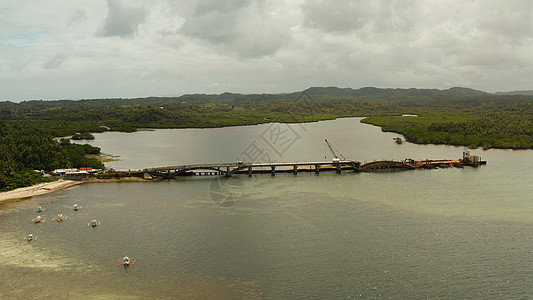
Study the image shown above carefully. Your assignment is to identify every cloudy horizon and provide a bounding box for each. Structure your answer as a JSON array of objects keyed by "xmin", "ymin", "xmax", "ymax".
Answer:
[{"xmin": 1, "ymin": 0, "xmax": 533, "ymax": 102}]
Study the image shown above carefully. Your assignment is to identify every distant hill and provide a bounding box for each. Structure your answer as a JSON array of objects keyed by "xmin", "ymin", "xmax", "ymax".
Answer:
[
  {"xmin": 437, "ymin": 87, "xmax": 487, "ymax": 96},
  {"xmin": 303, "ymin": 86, "xmax": 390, "ymax": 97},
  {"xmin": 302, "ymin": 86, "xmax": 487, "ymax": 97},
  {"xmin": 2, "ymin": 86, "xmax": 496, "ymax": 106},
  {"xmin": 495, "ymin": 90, "xmax": 533, "ymax": 96},
  {"xmin": 179, "ymin": 92, "xmax": 244, "ymax": 102}
]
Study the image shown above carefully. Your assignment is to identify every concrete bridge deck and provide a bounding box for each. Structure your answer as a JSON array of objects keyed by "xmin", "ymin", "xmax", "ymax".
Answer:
[{"xmin": 144, "ymin": 160, "xmax": 361, "ymax": 178}]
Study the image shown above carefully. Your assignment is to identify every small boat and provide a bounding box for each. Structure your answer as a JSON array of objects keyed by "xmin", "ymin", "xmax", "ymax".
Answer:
[
  {"xmin": 34, "ymin": 207, "xmax": 45, "ymax": 213},
  {"xmin": 117, "ymin": 256, "xmax": 136, "ymax": 268},
  {"xmin": 53, "ymin": 214, "xmax": 68, "ymax": 222},
  {"xmin": 24, "ymin": 234, "xmax": 36, "ymax": 242},
  {"xmin": 31, "ymin": 216, "xmax": 45, "ymax": 223},
  {"xmin": 88, "ymin": 219, "xmax": 101, "ymax": 227},
  {"xmin": 73, "ymin": 204, "xmax": 82, "ymax": 211}
]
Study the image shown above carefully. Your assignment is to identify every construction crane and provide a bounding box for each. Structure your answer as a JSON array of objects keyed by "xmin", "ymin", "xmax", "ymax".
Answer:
[{"xmin": 324, "ymin": 139, "xmax": 345, "ymax": 161}]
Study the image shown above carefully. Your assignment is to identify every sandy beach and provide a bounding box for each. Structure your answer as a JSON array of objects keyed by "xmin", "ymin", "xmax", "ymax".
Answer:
[{"xmin": 0, "ymin": 180, "xmax": 84, "ymax": 202}]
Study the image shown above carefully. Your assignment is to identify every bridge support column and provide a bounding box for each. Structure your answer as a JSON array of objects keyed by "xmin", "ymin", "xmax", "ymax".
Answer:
[
  {"xmin": 293, "ymin": 165, "xmax": 298, "ymax": 175},
  {"xmin": 336, "ymin": 163, "xmax": 341, "ymax": 174},
  {"xmin": 271, "ymin": 166, "xmax": 276, "ymax": 176},
  {"xmin": 225, "ymin": 167, "xmax": 232, "ymax": 177},
  {"xmin": 315, "ymin": 164, "xmax": 320, "ymax": 174},
  {"xmin": 248, "ymin": 166, "xmax": 252, "ymax": 177}
]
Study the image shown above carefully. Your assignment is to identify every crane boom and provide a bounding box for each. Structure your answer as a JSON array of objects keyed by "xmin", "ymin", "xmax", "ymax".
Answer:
[{"xmin": 325, "ymin": 139, "xmax": 345, "ymax": 160}]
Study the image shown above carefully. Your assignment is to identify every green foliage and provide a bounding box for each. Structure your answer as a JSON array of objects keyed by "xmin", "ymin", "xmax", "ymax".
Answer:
[
  {"xmin": 72, "ymin": 132, "xmax": 95, "ymax": 140},
  {"xmin": 362, "ymin": 102, "xmax": 533, "ymax": 149},
  {"xmin": 0, "ymin": 170, "xmax": 57, "ymax": 192},
  {"xmin": 0, "ymin": 121, "xmax": 103, "ymax": 191},
  {"xmin": 61, "ymin": 143, "xmax": 104, "ymax": 169}
]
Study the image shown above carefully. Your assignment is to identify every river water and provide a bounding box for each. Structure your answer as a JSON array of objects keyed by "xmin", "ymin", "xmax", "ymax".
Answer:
[{"xmin": 1, "ymin": 117, "xmax": 533, "ymax": 299}]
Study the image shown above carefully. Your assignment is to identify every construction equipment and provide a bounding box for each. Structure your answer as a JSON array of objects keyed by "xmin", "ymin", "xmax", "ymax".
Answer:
[{"xmin": 324, "ymin": 139, "xmax": 346, "ymax": 161}]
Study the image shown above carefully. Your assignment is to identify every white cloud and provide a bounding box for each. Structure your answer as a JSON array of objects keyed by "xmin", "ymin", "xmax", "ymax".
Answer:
[
  {"xmin": 179, "ymin": 0, "xmax": 296, "ymax": 58},
  {"xmin": 68, "ymin": 9, "xmax": 88, "ymax": 27},
  {"xmin": 43, "ymin": 53, "xmax": 67, "ymax": 69},
  {"xmin": 97, "ymin": 0, "xmax": 149, "ymax": 38}
]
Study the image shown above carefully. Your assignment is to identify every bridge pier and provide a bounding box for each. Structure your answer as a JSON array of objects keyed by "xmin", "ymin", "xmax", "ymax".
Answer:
[
  {"xmin": 293, "ymin": 165, "xmax": 298, "ymax": 175},
  {"xmin": 225, "ymin": 166, "xmax": 232, "ymax": 177},
  {"xmin": 248, "ymin": 166, "xmax": 252, "ymax": 177},
  {"xmin": 315, "ymin": 164, "xmax": 320, "ymax": 174},
  {"xmin": 271, "ymin": 166, "xmax": 276, "ymax": 176},
  {"xmin": 335, "ymin": 163, "xmax": 341, "ymax": 174}
]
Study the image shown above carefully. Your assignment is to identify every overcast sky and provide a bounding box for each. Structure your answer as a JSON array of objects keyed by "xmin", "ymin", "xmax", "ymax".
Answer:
[{"xmin": 1, "ymin": 0, "xmax": 533, "ymax": 101}]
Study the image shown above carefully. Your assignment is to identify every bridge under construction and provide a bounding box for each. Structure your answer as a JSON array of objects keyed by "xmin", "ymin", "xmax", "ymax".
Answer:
[
  {"xmin": 144, "ymin": 160, "xmax": 361, "ymax": 179},
  {"xmin": 143, "ymin": 153, "xmax": 485, "ymax": 179},
  {"xmin": 142, "ymin": 142, "xmax": 485, "ymax": 178}
]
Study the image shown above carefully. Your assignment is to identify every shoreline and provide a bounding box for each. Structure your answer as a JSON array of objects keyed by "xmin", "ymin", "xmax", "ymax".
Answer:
[
  {"xmin": 0, "ymin": 180, "xmax": 84, "ymax": 203},
  {"xmin": 0, "ymin": 177, "xmax": 152, "ymax": 203},
  {"xmin": 86, "ymin": 177, "xmax": 148, "ymax": 183}
]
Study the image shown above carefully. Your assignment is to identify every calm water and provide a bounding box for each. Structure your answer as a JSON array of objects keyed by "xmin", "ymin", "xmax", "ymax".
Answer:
[{"xmin": 1, "ymin": 118, "xmax": 533, "ymax": 299}]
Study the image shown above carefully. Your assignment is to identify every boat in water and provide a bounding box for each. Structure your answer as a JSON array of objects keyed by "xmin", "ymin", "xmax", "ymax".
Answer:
[
  {"xmin": 118, "ymin": 256, "xmax": 135, "ymax": 268},
  {"xmin": 53, "ymin": 214, "xmax": 68, "ymax": 222},
  {"xmin": 89, "ymin": 219, "xmax": 101, "ymax": 227},
  {"xmin": 31, "ymin": 216, "xmax": 45, "ymax": 223}
]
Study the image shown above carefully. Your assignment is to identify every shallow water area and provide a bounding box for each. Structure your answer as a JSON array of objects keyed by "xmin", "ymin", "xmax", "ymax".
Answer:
[{"xmin": 2, "ymin": 117, "xmax": 533, "ymax": 299}]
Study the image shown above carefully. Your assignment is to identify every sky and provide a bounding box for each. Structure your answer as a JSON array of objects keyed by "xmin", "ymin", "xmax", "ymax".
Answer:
[{"xmin": 1, "ymin": 0, "xmax": 533, "ymax": 101}]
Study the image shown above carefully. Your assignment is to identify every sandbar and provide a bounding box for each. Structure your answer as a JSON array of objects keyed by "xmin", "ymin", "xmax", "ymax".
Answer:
[{"xmin": 0, "ymin": 180, "xmax": 84, "ymax": 202}]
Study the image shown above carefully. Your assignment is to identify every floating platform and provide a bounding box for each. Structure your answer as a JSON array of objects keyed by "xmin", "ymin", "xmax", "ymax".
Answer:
[{"xmin": 360, "ymin": 158, "xmax": 486, "ymax": 172}]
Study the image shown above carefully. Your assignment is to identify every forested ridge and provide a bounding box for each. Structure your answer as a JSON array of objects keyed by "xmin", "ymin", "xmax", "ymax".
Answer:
[{"xmin": 1, "ymin": 86, "xmax": 532, "ymax": 191}]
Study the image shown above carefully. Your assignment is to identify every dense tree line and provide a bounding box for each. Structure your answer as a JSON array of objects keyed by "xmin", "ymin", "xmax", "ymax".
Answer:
[
  {"xmin": 0, "ymin": 121, "xmax": 103, "ymax": 191},
  {"xmin": 362, "ymin": 102, "xmax": 533, "ymax": 149}
]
